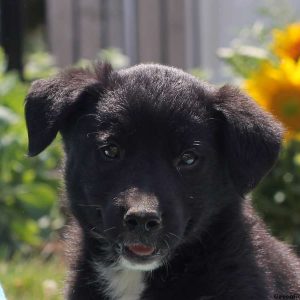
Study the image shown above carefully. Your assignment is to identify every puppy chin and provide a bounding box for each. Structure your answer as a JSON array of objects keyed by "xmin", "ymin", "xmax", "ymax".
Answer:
[{"xmin": 120, "ymin": 256, "xmax": 161, "ymax": 271}]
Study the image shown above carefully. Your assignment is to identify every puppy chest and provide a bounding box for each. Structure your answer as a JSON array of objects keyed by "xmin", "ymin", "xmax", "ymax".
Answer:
[{"xmin": 97, "ymin": 263, "xmax": 146, "ymax": 300}]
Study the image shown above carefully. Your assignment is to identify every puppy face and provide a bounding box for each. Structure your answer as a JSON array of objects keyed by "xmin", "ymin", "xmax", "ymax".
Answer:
[
  {"xmin": 63, "ymin": 68, "xmax": 221, "ymax": 270},
  {"xmin": 25, "ymin": 63, "xmax": 282, "ymax": 271}
]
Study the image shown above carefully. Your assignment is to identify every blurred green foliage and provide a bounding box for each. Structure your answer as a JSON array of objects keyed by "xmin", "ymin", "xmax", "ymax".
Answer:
[
  {"xmin": 253, "ymin": 141, "xmax": 300, "ymax": 252},
  {"xmin": 0, "ymin": 49, "xmax": 63, "ymax": 259},
  {"xmin": 0, "ymin": 256, "xmax": 65, "ymax": 300},
  {"xmin": 217, "ymin": 0, "xmax": 300, "ymax": 82},
  {"xmin": 218, "ymin": 1, "xmax": 300, "ymax": 252}
]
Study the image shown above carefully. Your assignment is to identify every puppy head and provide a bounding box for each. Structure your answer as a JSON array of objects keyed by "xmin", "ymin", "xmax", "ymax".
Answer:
[{"xmin": 25, "ymin": 63, "xmax": 283, "ymax": 270}]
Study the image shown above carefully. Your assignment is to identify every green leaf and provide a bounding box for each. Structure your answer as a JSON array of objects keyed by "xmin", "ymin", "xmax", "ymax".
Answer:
[{"xmin": 0, "ymin": 106, "xmax": 19, "ymax": 125}]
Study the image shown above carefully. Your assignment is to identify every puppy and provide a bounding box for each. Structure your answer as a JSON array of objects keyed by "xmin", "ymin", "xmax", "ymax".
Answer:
[{"xmin": 25, "ymin": 63, "xmax": 300, "ymax": 300}]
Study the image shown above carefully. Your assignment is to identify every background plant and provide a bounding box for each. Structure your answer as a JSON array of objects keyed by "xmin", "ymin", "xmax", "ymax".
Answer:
[
  {"xmin": 0, "ymin": 49, "xmax": 63, "ymax": 259},
  {"xmin": 219, "ymin": 3, "xmax": 300, "ymax": 251}
]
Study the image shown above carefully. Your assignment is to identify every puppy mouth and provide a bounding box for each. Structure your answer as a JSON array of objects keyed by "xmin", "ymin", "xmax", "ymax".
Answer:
[
  {"xmin": 121, "ymin": 242, "xmax": 160, "ymax": 263},
  {"xmin": 125, "ymin": 243, "xmax": 156, "ymax": 257},
  {"xmin": 120, "ymin": 243, "xmax": 162, "ymax": 270}
]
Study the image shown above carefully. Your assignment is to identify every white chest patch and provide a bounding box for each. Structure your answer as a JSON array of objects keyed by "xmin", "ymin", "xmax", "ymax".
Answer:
[{"xmin": 95, "ymin": 261, "xmax": 145, "ymax": 300}]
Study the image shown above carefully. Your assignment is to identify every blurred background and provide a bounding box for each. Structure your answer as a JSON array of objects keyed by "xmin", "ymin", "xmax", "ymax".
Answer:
[{"xmin": 0, "ymin": 0, "xmax": 300, "ymax": 299}]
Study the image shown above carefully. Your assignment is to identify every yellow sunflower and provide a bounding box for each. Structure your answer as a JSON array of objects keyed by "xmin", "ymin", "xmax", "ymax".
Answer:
[
  {"xmin": 244, "ymin": 58, "xmax": 300, "ymax": 138},
  {"xmin": 272, "ymin": 23, "xmax": 300, "ymax": 61}
]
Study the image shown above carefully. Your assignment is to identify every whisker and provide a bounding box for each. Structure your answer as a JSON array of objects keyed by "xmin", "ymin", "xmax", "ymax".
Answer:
[
  {"xmin": 161, "ymin": 240, "xmax": 171, "ymax": 279},
  {"xmin": 192, "ymin": 141, "xmax": 202, "ymax": 146},
  {"xmin": 163, "ymin": 239, "xmax": 171, "ymax": 252},
  {"xmin": 90, "ymin": 231, "xmax": 105, "ymax": 240},
  {"xmin": 103, "ymin": 226, "xmax": 116, "ymax": 233},
  {"xmin": 167, "ymin": 232, "xmax": 182, "ymax": 241},
  {"xmin": 89, "ymin": 227, "xmax": 108, "ymax": 241}
]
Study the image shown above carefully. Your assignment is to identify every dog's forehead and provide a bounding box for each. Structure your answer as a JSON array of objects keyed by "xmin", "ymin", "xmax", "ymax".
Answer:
[
  {"xmin": 96, "ymin": 64, "xmax": 215, "ymax": 129},
  {"xmin": 116, "ymin": 64, "xmax": 215, "ymax": 99},
  {"xmin": 94, "ymin": 71, "xmax": 214, "ymax": 142}
]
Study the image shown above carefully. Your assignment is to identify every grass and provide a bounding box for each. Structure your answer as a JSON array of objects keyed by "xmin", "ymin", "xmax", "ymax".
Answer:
[{"xmin": 0, "ymin": 256, "xmax": 66, "ymax": 300}]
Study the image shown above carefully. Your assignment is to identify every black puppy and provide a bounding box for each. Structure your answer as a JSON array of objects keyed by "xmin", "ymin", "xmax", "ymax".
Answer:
[{"xmin": 25, "ymin": 63, "xmax": 300, "ymax": 300}]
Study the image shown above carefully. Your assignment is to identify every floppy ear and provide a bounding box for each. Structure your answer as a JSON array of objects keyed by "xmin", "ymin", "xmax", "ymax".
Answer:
[
  {"xmin": 214, "ymin": 85, "xmax": 283, "ymax": 195},
  {"xmin": 25, "ymin": 63, "xmax": 113, "ymax": 157}
]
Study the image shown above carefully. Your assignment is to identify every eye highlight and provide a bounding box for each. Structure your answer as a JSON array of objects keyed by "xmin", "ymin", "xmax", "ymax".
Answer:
[
  {"xmin": 177, "ymin": 150, "xmax": 199, "ymax": 169},
  {"xmin": 100, "ymin": 143, "xmax": 121, "ymax": 160},
  {"xmin": 181, "ymin": 152, "xmax": 197, "ymax": 165}
]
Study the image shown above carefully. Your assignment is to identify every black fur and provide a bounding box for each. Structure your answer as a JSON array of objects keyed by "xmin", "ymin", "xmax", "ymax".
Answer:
[{"xmin": 25, "ymin": 63, "xmax": 300, "ymax": 300}]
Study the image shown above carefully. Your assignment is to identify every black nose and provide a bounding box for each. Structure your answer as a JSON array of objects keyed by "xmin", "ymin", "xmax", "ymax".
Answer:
[{"xmin": 124, "ymin": 210, "xmax": 161, "ymax": 232}]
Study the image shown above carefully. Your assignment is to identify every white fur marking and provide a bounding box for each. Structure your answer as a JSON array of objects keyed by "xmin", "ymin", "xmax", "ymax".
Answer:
[
  {"xmin": 120, "ymin": 257, "xmax": 161, "ymax": 271},
  {"xmin": 95, "ymin": 260, "xmax": 146, "ymax": 300}
]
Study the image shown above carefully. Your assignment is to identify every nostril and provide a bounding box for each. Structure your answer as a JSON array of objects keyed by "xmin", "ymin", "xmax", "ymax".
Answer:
[
  {"xmin": 124, "ymin": 211, "xmax": 162, "ymax": 232},
  {"xmin": 124, "ymin": 217, "xmax": 139, "ymax": 230},
  {"xmin": 145, "ymin": 218, "xmax": 161, "ymax": 232}
]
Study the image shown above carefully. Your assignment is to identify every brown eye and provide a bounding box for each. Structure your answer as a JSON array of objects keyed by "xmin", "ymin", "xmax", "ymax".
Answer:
[
  {"xmin": 178, "ymin": 151, "xmax": 198, "ymax": 167},
  {"xmin": 100, "ymin": 144, "xmax": 120, "ymax": 159}
]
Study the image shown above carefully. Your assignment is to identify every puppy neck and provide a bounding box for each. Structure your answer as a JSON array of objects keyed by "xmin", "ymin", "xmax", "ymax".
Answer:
[{"xmin": 95, "ymin": 261, "xmax": 146, "ymax": 300}]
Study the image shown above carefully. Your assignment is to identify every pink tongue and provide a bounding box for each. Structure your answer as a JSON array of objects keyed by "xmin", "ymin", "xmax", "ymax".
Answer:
[{"xmin": 128, "ymin": 244, "xmax": 155, "ymax": 256}]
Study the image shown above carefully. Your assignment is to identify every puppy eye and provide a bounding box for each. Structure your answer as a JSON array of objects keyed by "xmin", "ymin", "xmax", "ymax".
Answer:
[
  {"xmin": 100, "ymin": 144, "xmax": 120, "ymax": 159},
  {"xmin": 178, "ymin": 151, "xmax": 198, "ymax": 167}
]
